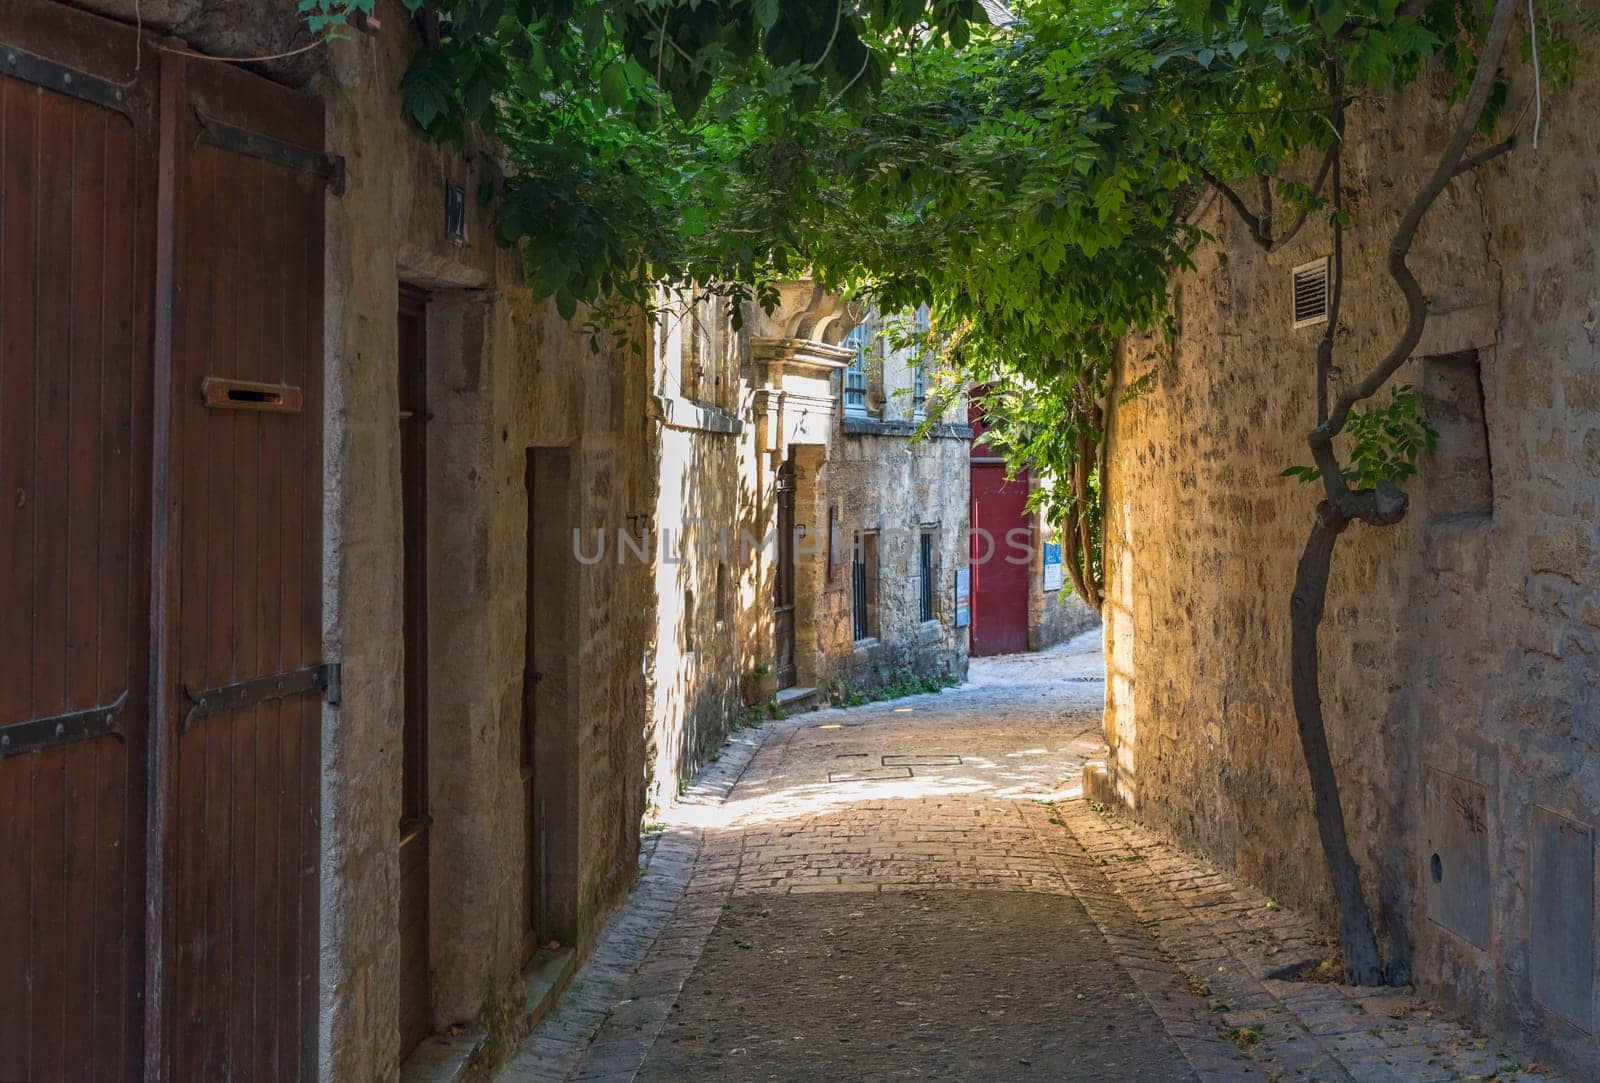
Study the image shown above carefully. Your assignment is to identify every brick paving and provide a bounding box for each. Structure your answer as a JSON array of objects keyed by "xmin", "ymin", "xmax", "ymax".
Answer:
[{"xmin": 499, "ymin": 631, "xmax": 1560, "ymax": 1082}]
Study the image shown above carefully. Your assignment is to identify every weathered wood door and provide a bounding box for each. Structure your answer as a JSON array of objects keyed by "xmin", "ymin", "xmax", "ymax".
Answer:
[
  {"xmin": 521, "ymin": 453, "xmax": 542, "ymax": 961},
  {"xmin": 0, "ymin": 4, "xmax": 158, "ymax": 1078},
  {"xmin": 1, "ymin": 4, "xmax": 331, "ymax": 1078},
  {"xmin": 397, "ymin": 285, "xmax": 432, "ymax": 1057},
  {"xmin": 153, "ymin": 51, "xmax": 328, "ymax": 1081},
  {"xmin": 523, "ymin": 448, "xmax": 578, "ymax": 955},
  {"xmin": 773, "ymin": 456, "xmax": 797, "ymax": 689}
]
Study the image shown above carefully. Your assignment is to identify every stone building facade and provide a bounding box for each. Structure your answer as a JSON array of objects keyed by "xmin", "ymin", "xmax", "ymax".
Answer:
[
  {"xmin": 1092, "ymin": 56, "xmax": 1600, "ymax": 1077},
  {"xmin": 800, "ymin": 306, "xmax": 974, "ymax": 700},
  {"xmin": 645, "ymin": 285, "xmax": 973, "ymax": 809},
  {"xmin": 0, "ymin": 3, "xmax": 651, "ymax": 1079}
]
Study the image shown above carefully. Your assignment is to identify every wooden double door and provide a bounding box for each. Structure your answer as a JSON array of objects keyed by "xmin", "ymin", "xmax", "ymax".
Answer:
[{"xmin": 0, "ymin": 2, "xmax": 330, "ymax": 1078}]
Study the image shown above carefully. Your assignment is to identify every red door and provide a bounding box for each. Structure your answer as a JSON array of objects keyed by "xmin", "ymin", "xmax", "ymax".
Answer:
[{"xmin": 970, "ymin": 463, "xmax": 1030, "ymax": 656}]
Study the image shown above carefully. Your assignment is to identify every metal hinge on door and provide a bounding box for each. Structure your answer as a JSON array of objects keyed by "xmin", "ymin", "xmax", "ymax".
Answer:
[
  {"xmin": 0, "ymin": 42, "xmax": 133, "ymax": 116},
  {"xmin": 182, "ymin": 662, "xmax": 341, "ymax": 731},
  {"xmin": 194, "ymin": 108, "xmax": 345, "ymax": 195},
  {"xmin": 0, "ymin": 690, "xmax": 129, "ymax": 758}
]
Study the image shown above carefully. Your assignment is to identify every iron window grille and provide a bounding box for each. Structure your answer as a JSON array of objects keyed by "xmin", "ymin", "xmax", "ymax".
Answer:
[
  {"xmin": 852, "ymin": 531, "xmax": 879, "ymax": 640},
  {"xmin": 919, "ymin": 531, "xmax": 935, "ymax": 622}
]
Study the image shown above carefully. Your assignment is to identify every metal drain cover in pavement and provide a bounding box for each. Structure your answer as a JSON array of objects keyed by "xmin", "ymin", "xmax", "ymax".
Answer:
[
  {"xmin": 827, "ymin": 766, "xmax": 913, "ymax": 783},
  {"xmin": 1069, "ymin": 676, "xmax": 1104, "ymax": 682}
]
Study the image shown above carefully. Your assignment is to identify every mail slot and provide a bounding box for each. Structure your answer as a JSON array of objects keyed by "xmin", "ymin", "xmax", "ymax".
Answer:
[{"xmin": 201, "ymin": 376, "xmax": 304, "ymax": 413}]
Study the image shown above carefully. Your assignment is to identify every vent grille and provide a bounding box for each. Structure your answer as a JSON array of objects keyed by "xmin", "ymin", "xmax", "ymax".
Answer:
[{"xmin": 1292, "ymin": 257, "xmax": 1330, "ymax": 329}]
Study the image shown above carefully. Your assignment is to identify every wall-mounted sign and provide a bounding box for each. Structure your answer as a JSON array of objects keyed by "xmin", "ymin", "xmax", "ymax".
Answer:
[
  {"xmin": 445, "ymin": 181, "xmax": 467, "ymax": 246},
  {"xmin": 1043, "ymin": 540, "xmax": 1063, "ymax": 592},
  {"xmin": 954, "ymin": 566, "xmax": 971, "ymax": 628}
]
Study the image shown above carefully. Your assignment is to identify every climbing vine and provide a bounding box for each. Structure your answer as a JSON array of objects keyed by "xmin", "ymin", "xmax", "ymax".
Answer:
[{"xmin": 299, "ymin": 0, "xmax": 1591, "ymax": 982}]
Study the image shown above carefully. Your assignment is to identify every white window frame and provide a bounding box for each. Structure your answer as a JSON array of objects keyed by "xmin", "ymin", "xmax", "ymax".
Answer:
[{"xmin": 842, "ymin": 323, "xmax": 870, "ymax": 417}]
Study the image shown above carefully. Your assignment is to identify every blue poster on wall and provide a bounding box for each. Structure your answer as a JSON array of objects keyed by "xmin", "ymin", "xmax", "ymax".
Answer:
[
  {"xmin": 1043, "ymin": 541, "xmax": 1063, "ymax": 592},
  {"xmin": 954, "ymin": 567, "xmax": 971, "ymax": 628}
]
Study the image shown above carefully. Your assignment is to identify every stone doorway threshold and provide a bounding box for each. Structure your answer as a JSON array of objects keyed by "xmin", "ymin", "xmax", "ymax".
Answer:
[{"xmin": 400, "ymin": 947, "xmax": 581, "ymax": 1083}]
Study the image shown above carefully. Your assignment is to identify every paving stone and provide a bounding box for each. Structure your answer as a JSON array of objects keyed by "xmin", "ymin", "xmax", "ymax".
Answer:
[{"xmin": 496, "ymin": 635, "xmax": 1558, "ymax": 1083}]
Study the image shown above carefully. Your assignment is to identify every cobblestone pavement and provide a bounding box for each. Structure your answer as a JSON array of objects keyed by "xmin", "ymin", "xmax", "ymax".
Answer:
[{"xmin": 500, "ymin": 632, "xmax": 1560, "ymax": 1083}]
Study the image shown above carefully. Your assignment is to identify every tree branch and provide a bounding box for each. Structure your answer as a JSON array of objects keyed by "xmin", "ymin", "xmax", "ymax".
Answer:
[
  {"xmin": 1267, "ymin": 141, "xmax": 1338, "ymax": 254},
  {"xmin": 1200, "ymin": 169, "xmax": 1271, "ymax": 249},
  {"xmin": 1314, "ymin": 58, "xmax": 1345, "ymax": 430},
  {"xmin": 1452, "ymin": 135, "xmax": 1516, "ymax": 177},
  {"xmin": 1259, "ymin": 174, "xmax": 1274, "ymax": 245},
  {"xmin": 1311, "ymin": 0, "xmax": 1520, "ymax": 517}
]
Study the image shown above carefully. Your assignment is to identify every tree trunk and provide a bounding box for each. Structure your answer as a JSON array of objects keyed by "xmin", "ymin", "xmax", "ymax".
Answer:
[{"xmin": 1289, "ymin": 502, "xmax": 1386, "ymax": 985}]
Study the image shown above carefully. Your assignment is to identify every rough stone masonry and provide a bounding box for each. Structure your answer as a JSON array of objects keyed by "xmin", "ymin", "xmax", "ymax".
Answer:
[{"xmin": 1099, "ymin": 45, "xmax": 1600, "ymax": 1079}]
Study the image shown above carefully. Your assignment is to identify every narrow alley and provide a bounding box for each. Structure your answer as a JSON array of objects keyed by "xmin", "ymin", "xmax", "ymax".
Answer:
[{"xmin": 498, "ymin": 634, "xmax": 1555, "ymax": 1083}]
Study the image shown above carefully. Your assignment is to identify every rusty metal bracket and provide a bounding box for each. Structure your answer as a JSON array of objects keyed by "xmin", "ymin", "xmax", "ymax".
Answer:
[
  {"xmin": 182, "ymin": 662, "xmax": 340, "ymax": 731},
  {"xmin": 0, "ymin": 690, "xmax": 129, "ymax": 759},
  {"xmin": 194, "ymin": 108, "xmax": 344, "ymax": 195},
  {"xmin": 0, "ymin": 42, "xmax": 132, "ymax": 116}
]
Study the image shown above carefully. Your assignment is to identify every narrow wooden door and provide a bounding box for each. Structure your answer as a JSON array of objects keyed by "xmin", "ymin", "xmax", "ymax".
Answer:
[
  {"xmin": 523, "ymin": 448, "xmax": 578, "ymax": 955},
  {"xmin": 521, "ymin": 453, "xmax": 542, "ymax": 962},
  {"xmin": 0, "ymin": 4, "xmax": 158, "ymax": 1077},
  {"xmin": 773, "ymin": 456, "xmax": 797, "ymax": 689},
  {"xmin": 155, "ymin": 52, "xmax": 329, "ymax": 1081},
  {"xmin": 397, "ymin": 286, "xmax": 432, "ymax": 1056}
]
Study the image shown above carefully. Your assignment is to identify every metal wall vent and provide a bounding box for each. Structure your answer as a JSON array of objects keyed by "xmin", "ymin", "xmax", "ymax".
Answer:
[{"xmin": 1292, "ymin": 257, "xmax": 1330, "ymax": 329}]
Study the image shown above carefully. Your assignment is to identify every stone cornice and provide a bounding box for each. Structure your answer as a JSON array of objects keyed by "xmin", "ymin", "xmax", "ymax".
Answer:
[
  {"xmin": 841, "ymin": 416, "xmax": 974, "ymax": 441},
  {"xmin": 751, "ymin": 336, "xmax": 854, "ymax": 375},
  {"xmin": 648, "ymin": 394, "xmax": 743, "ymax": 435}
]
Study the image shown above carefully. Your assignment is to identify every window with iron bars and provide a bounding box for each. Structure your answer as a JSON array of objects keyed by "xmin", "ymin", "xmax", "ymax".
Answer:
[
  {"xmin": 852, "ymin": 530, "xmax": 879, "ymax": 640},
  {"xmin": 843, "ymin": 323, "xmax": 870, "ymax": 416},
  {"xmin": 919, "ymin": 530, "xmax": 935, "ymax": 622}
]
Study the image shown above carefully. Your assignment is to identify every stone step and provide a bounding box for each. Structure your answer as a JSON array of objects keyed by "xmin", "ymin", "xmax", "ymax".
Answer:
[{"xmin": 774, "ymin": 685, "xmax": 819, "ymax": 715}]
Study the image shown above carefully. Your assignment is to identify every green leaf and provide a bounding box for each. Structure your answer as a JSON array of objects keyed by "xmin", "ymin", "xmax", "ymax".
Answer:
[{"xmin": 600, "ymin": 64, "xmax": 630, "ymax": 111}]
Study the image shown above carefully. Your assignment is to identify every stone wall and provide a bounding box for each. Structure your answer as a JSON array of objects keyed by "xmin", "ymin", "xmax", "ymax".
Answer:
[
  {"xmin": 1101, "ymin": 55, "xmax": 1599, "ymax": 1076},
  {"xmin": 807, "ymin": 311, "xmax": 973, "ymax": 697},
  {"xmin": 1029, "ymin": 547, "xmax": 1099, "ymax": 651},
  {"xmin": 1028, "ymin": 502, "xmax": 1100, "ymax": 650},
  {"xmin": 807, "ymin": 426, "xmax": 973, "ymax": 694},
  {"xmin": 318, "ymin": 14, "xmax": 652, "ymax": 1076},
  {"xmin": 645, "ymin": 291, "xmax": 748, "ymax": 812}
]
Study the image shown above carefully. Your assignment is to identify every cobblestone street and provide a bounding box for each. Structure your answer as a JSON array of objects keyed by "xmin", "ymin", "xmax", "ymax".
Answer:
[{"xmin": 500, "ymin": 632, "xmax": 1560, "ymax": 1082}]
